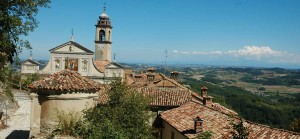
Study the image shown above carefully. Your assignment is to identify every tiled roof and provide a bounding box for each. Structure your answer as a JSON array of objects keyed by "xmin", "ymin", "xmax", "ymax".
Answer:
[
  {"xmin": 126, "ymin": 72, "xmax": 187, "ymax": 89},
  {"xmin": 211, "ymin": 103, "xmax": 238, "ymax": 116},
  {"xmin": 246, "ymin": 121, "xmax": 300, "ymax": 139},
  {"xmin": 22, "ymin": 59, "xmax": 39, "ymax": 65},
  {"xmin": 160, "ymin": 100, "xmax": 300, "ymax": 139},
  {"xmin": 28, "ymin": 70, "xmax": 101, "ymax": 92},
  {"xmin": 137, "ymin": 88, "xmax": 192, "ymax": 107},
  {"xmin": 154, "ymin": 80, "xmax": 177, "ymax": 88},
  {"xmin": 94, "ymin": 60, "xmax": 110, "ymax": 73}
]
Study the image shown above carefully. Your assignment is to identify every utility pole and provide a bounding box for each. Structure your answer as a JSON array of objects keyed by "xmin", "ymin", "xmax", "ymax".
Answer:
[{"xmin": 164, "ymin": 50, "xmax": 168, "ymax": 76}]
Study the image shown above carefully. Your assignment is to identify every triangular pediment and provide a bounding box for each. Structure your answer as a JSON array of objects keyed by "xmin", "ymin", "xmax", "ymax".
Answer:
[
  {"xmin": 22, "ymin": 59, "xmax": 39, "ymax": 65},
  {"xmin": 49, "ymin": 41, "xmax": 93, "ymax": 54},
  {"xmin": 105, "ymin": 62, "xmax": 124, "ymax": 69}
]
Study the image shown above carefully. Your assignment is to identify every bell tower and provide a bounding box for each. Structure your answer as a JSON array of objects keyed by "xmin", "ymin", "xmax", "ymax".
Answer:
[{"xmin": 95, "ymin": 4, "xmax": 112, "ymax": 61}]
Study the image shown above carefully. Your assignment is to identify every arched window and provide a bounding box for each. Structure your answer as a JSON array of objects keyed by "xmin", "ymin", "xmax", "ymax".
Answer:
[
  {"xmin": 108, "ymin": 31, "xmax": 111, "ymax": 41},
  {"xmin": 99, "ymin": 30, "xmax": 105, "ymax": 42}
]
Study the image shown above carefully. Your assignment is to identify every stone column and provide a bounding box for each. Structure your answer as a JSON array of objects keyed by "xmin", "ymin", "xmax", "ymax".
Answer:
[{"xmin": 30, "ymin": 93, "xmax": 41, "ymax": 137}]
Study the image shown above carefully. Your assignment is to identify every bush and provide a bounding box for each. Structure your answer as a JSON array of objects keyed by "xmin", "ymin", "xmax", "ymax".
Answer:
[{"xmin": 50, "ymin": 110, "xmax": 85, "ymax": 138}]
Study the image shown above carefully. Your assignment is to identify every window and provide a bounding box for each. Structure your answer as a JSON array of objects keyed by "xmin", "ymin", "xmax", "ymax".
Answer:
[
  {"xmin": 171, "ymin": 131, "xmax": 174, "ymax": 139},
  {"xmin": 99, "ymin": 30, "xmax": 105, "ymax": 42}
]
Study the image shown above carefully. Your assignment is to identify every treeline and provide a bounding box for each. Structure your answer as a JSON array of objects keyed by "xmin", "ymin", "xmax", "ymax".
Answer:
[
  {"xmin": 181, "ymin": 78, "xmax": 300, "ymax": 130},
  {"xmin": 240, "ymin": 75, "xmax": 300, "ymax": 86}
]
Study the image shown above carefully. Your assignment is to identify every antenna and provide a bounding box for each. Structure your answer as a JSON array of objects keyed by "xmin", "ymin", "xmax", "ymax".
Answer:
[{"xmin": 164, "ymin": 50, "xmax": 168, "ymax": 77}]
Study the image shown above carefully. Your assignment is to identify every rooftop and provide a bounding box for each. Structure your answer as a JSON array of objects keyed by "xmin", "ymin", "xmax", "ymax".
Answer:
[
  {"xmin": 137, "ymin": 88, "xmax": 192, "ymax": 107},
  {"xmin": 160, "ymin": 100, "xmax": 300, "ymax": 139},
  {"xmin": 28, "ymin": 70, "xmax": 101, "ymax": 92},
  {"xmin": 94, "ymin": 60, "xmax": 111, "ymax": 73}
]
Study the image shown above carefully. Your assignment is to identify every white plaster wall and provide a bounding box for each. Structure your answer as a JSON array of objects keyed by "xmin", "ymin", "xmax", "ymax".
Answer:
[
  {"xmin": 162, "ymin": 121, "xmax": 186, "ymax": 139},
  {"xmin": 105, "ymin": 68, "xmax": 124, "ymax": 78},
  {"xmin": 42, "ymin": 53, "xmax": 103, "ymax": 77},
  {"xmin": 40, "ymin": 93, "xmax": 98, "ymax": 129},
  {"xmin": 21, "ymin": 64, "xmax": 39, "ymax": 74}
]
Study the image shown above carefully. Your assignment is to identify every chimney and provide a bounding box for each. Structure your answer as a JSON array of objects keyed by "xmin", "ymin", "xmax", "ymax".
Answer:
[
  {"xmin": 147, "ymin": 68, "xmax": 156, "ymax": 73},
  {"xmin": 170, "ymin": 71, "xmax": 179, "ymax": 80},
  {"xmin": 134, "ymin": 75, "xmax": 142, "ymax": 82},
  {"xmin": 194, "ymin": 116, "xmax": 203, "ymax": 133},
  {"xmin": 201, "ymin": 86, "xmax": 208, "ymax": 98},
  {"xmin": 147, "ymin": 74, "xmax": 155, "ymax": 82},
  {"xmin": 201, "ymin": 86, "xmax": 213, "ymax": 105}
]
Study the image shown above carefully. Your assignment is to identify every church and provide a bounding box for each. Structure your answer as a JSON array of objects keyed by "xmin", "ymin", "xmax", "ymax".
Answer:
[{"xmin": 22, "ymin": 6, "xmax": 124, "ymax": 84}]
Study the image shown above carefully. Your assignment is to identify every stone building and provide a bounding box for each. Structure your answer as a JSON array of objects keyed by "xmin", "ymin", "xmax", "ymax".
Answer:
[
  {"xmin": 21, "ymin": 58, "xmax": 40, "ymax": 74},
  {"xmin": 28, "ymin": 70, "xmax": 101, "ymax": 137}
]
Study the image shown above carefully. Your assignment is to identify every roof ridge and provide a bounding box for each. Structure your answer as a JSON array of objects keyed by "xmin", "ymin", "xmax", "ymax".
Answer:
[
  {"xmin": 246, "ymin": 120, "xmax": 300, "ymax": 135},
  {"xmin": 189, "ymin": 100, "xmax": 239, "ymax": 118}
]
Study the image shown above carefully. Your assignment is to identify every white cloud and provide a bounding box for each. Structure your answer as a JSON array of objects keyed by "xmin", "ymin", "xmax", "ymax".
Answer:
[
  {"xmin": 225, "ymin": 46, "xmax": 285, "ymax": 59},
  {"xmin": 173, "ymin": 46, "xmax": 299, "ymax": 64}
]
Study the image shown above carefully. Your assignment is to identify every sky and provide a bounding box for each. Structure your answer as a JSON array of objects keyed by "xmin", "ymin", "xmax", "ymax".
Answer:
[{"xmin": 21, "ymin": 0, "xmax": 300, "ymax": 69}]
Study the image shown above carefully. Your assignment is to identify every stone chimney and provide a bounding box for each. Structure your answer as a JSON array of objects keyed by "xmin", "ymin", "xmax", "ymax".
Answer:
[
  {"xmin": 201, "ymin": 86, "xmax": 208, "ymax": 98},
  {"xmin": 147, "ymin": 74, "xmax": 155, "ymax": 82},
  {"xmin": 194, "ymin": 116, "xmax": 203, "ymax": 133},
  {"xmin": 147, "ymin": 68, "xmax": 156, "ymax": 73},
  {"xmin": 170, "ymin": 71, "xmax": 179, "ymax": 80},
  {"xmin": 201, "ymin": 86, "xmax": 213, "ymax": 105},
  {"xmin": 134, "ymin": 75, "xmax": 142, "ymax": 82}
]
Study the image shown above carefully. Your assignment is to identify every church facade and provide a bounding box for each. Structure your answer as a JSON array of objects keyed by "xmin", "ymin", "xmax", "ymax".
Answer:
[{"xmin": 24, "ymin": 7, "xmax": 124, "ymax": 83}]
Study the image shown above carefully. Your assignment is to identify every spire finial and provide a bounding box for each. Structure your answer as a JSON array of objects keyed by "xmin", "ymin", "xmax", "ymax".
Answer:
[
  {"xmin": 29, "ymin": 50, "xmax": 33, "ymax": 60},
  {"xmin": 104, "ymin": 2, "xmax": 106, "ymax": 13},
  {"xmin": 70, "ymin": 28, "xmax": 74, "ymax": 42},
  {"xmin": 113, "ymin": 53, "xmax": 116, "ymax": 62}
]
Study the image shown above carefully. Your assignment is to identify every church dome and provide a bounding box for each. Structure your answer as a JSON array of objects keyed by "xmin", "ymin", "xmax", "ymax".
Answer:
[{"xmin": 100, "ymin": 12, "xmax": 109, "ymax": 19}]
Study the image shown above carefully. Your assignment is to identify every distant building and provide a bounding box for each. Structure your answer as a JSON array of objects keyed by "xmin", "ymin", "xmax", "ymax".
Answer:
[{"xmin": 21, "ymin": 58, "xmax": 39, "ymax": 74}]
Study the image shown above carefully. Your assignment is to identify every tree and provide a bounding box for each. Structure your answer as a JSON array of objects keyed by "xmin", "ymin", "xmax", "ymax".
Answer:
[
  {"xmin": 0, "ymin": 0, "xmax": 50, "ymax": 65},
  {"xmin": 60, "ymin": 80, "xmax": 152, "ymax": 139},
  {"xmin": 289, "ymin": 118, "xmax": 300, "ymax": 133},
  {"xmin": 230, "ymin": 118, "xmax": 250, "ymax": 139},
  {"xmin": 196, "ymin": 131, "xmax": 213, "ymax": 139}
]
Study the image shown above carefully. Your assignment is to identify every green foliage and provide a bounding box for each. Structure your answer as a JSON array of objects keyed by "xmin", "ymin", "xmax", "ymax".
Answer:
[
  {"xmin": 289, "ymin": 118, "xmax": 300, "ymax": 133},
  {"xmin": 0, "ymin": 0, "xmax": 50, "ymax": 65},
  {"xmin": 258, "ymin": 87, "xmax": 266, "ymax": 91},
  {"xmin": 60, "ymin": 80, "xmax": 152, "ymax": 139},
  {"xmin": 230, "ymin": 118, "xmax": 249, "ymax": 139},
  {"xmin": 195, "ymin": 131, "xmax": 213, "ymax": 139},
  {"xmin": 0, "ymin": 66, "xmax": 14, "ymax": 101},
  {"xmin": 50, "ymin": 110, "xmax": 84, "ymax": 138},
  {"xmin": 21, "ymin": 73, "xmax": 40, "ymax": 87}
]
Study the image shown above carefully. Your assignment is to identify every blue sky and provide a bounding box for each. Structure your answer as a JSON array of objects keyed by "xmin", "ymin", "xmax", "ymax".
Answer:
[{"xmin": 22, "ymin": 0, "xmax": 300, "ymax": 68}]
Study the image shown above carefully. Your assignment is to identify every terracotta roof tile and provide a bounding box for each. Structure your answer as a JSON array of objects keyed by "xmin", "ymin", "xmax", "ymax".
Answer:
[
  {"xmin": 94, "ymin": 60, "xmax": 110, "ymax": 72},
  {"xmin": 137, "ymin": 88, "xmax": 192, "ymax": 106},
  {"xmin": 160, "ymin": 100, "xmax": 300, "ymax": 139},
  {"xmin": 28, "ymin": 70, "xmax": 101, "ymax": 92}
]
